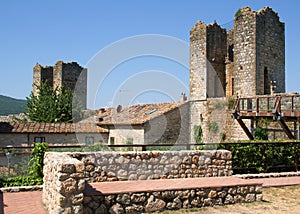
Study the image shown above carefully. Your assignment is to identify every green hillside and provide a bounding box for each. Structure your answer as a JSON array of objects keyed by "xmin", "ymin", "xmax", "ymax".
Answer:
[{"xmin": 0, "ymin": 95, "xmax": 27, "ymax": 116}]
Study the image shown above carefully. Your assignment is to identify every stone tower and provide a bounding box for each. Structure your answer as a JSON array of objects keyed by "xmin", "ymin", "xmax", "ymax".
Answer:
[
  {"xmin": 33, "ymin": 61, "xmax": 87, "ymax": 109},
  {"xmin": 190, "ymin": 21, "xmax": 228, "ymax": 143},
  {"xmin": 190, "ymin": 6, "xmax": 285, "ymax": 142},
  {"xmin": 228, "ymin": 7, "xmax": 285, "ymax": 96},
  {"xmin": 190, "ymin": 21, "xmax": 227, "ymax": 101}
]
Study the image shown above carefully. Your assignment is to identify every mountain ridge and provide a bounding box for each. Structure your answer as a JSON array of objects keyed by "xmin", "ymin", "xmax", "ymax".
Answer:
[{"xmin": 0, "ymin": 95, "xmax": 27, "ymax": 116}]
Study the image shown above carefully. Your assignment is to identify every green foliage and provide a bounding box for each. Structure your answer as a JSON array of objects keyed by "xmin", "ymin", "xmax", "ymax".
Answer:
[
  {"xmin": 208, "ymin": 121, "xmax": 218, "ymax": 133},
  {"xmin": 212, "ymin": 101, "xmax": 225, "ymax": 110},
  {"xmin": 83, "ymin": 142, "xmax": 112, "ymax": 152},
  {"xmin": 222, "ymin": 143, "xmax": 298, "ymax": 173},
  {"xmin": 28, "ymin": 142, "xmax": 48, "ymax": 178},
  {"xmin": 26, "ymin": 82, "xmax": 83, "ymax": 123},
  {"xmin": 255, "ymin": 126, "xmax": 268, "ymax": 140},
  {"xmin": 0, "ymin": 176, "xmax": 43, "ymax": 188},
  {"xmin": 0, "ymin": 95, "xmax": 26, "ymax": 116},
  {"xmin": 235, "ymin": 8, "xmax": 242, "ymax": 18},
  {"xmin": 193, "ymin": 125, "xmax": 203, "ymax": 143},
  {"xmin": 220, "ymin": 132, "xmax": 226, "ymax": 141},
  {"xmin": 227, "ymin": 97, "xmax": 235, "ymax": 109}
]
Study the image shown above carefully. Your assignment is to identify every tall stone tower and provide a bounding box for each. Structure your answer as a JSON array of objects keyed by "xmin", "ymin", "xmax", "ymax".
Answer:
[
  {"xmin": 190, "ymin": 6, "xmax": 286, "ymax": 142},
  {"xmin": 229, "ymin": 7, "xmax": 285, "ymax": 96},
  {"xmin": 33, "ymin": 61, "xmax": 87, "ymax": 109},
  {"xmin": 190, "ymin": 21, "xmax": 227, "ymax": 100},
  {"xmin": 190, "ymin": 21, "xmax": 227, "ymax": 143}
]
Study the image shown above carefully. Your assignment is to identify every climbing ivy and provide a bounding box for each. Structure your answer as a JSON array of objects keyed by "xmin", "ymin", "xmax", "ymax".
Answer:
[{"xmin": 28, "ymin": 142, "xmax": 49, "ymax": 178}]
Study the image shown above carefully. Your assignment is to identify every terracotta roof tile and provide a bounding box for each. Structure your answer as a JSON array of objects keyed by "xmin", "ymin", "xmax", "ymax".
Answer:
[
  {"xmin": 0, "ymin": 120, "xmax": 108, "ymax": 134},
  {"xmin": 97, "ymin": 102, "xmax": 183, "ymax": 126}
]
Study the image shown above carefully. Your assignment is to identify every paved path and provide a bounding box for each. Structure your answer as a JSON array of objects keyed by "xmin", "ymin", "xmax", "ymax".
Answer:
[
  {"xmin": 1, "ymin": 191, "xmax": 45, "ymax": 214},
  {"xmin": 1, "ymin": 176, "xmax": 300, "ymax": 214}
]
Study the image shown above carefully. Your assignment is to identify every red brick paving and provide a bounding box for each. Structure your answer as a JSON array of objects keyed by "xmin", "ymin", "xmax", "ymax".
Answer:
[
  {"xmin": 1, "ymin": 176, "xmax": 300, "ymax": 214},
  {"xmin": 252, "ymin": 176, "xmax": 300, "ymax": 187},
  {"xmin": 1, "ymin": 190, "xmax": 46, "ymax": 214},
  {"xmin": 85, "ymin": 177, "xmax": 262, "ymax": 195}
]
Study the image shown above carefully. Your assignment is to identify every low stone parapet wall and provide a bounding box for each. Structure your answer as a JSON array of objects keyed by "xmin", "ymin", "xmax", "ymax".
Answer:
[
  {"xmin": 69, "ymin": 150, "xmax": 233, "ymax": 182},
  {"xmin": 43, "ymin": 152, "xmax": 86, "ymax": 214},
  {"xmin": 83, "ymin": 178, "xmax": 263, "ymax": 213},
  {"xmin": 43, "ymin": 150, "xmax": 233, "ymax": 213}
]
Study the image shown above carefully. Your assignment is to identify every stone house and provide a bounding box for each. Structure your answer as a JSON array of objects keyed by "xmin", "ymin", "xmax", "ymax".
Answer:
[
  {"xmin": 97, "ymin": 102, "xmax": 189, "ymax": 145},
  {"xmin": 0, "ymin": 120, "xmax": 109, "ymax": 147}
]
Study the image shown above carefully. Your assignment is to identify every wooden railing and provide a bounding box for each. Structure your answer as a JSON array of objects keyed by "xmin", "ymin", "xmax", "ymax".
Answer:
[{"xmin": 233, "ymin": 94, "xmax": 300, "ymax": 117}]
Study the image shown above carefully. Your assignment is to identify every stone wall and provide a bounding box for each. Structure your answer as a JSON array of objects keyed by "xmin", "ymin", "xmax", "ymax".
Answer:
[
  {"xmin": 144, "ymin": 102, "xmax": 190, "ymax": 144},
  {"xmin": 190, "ymin": 21, "xmax": 226, "ymax": 101},
  {"xmin": 233, "ymin": 7, "xmax": 285, "ymax": 96},
  {"xmin": 43, "ymin": 150, "xmax": 232, "ymax": 213},
  {"xmin": 43, "ymin": 152, "xmax": 85, "ymax": 214},
  {"xmin": 256, "ymin": 7, "xmax": 285, "ymax": 94},
  {"xmin": 190, "ymin": 21, "xmax": 208, "ymax": 101},
  {"xmin": 42, "ymin": 150, "xmax": 264, "ymax": 214},
  {"xmin": 69, "ymin": 150, "xmax": 232, "ymax": 182},
  {"xmin": 83, "ymin": 183, "xmax": 262, "ymax": 213}
]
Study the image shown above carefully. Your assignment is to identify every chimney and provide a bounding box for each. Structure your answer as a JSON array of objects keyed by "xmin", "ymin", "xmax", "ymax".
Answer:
[{"xmin": 180, "ymin": 93, "xmax": 187, "ymax": 103}]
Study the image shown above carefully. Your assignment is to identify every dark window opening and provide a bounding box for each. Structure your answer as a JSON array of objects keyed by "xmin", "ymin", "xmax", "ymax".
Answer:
[
  {"xmin": 264, "ymin": 67, "xmax": 270, "ymax": 94},
  {"xmin": 232, "ymin": 78, "xmax": 235, "ymax": 96},
  {"xmin": 85, "ymin": 137, "xmax": 94, "ymax": 145},
  {"xmin": 34, "ymin": 137, "xmax": 45, "ymax": 143},
  {"xmin": 228, "ymin": 44, "xmax": 234, "ymax": 62},
  {"xmin": 110, "ymin": 137, "xmax": 115, "ymax": 145}
]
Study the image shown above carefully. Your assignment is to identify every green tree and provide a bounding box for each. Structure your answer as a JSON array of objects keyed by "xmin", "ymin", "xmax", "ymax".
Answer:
[{"xmin": 26, "ymin": 82, "xmax": 83, "ymax": 123}]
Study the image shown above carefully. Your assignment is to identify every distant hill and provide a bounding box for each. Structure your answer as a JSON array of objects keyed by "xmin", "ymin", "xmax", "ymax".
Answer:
[{"xmin": 0, "ymin": 95, "xmax": 27, "ymax": 116}]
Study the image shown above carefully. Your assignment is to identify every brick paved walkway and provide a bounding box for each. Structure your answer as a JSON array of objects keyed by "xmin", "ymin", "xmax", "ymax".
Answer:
[
  {"xmin": 1, "ymin": 191, "xmax": 45, "ymax": 214},
  {"xmin": 1, "ymin": 176, "xmax": 300, "ymax": 214}
]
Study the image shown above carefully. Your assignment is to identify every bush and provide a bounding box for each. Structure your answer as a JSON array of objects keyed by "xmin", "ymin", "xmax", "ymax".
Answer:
[
  {"xmin": 28, "ymin": 142, "xmax": 48, "ymax": 178},
  {"xmin": 0, "ymin": 176, "xmax": 43, "ymax": 188},
  {"xmin": 193, "ymin": 125, "xmax": 203, "ymax": 143}
]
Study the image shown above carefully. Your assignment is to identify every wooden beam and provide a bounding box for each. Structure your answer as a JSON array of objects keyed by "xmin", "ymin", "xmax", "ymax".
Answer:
[
  {"xmin": 236, "ymin": 118, "xmax": 254, "ymax": 140},
  {"xmin": 277, "ymin": 117, "xmax": 295, "ymax": 139}
]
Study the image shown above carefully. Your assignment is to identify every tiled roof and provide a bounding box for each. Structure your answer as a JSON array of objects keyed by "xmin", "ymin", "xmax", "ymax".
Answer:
[
  {"xmin": 0, "ymin": 121, "xmax": 108, "ymax": 133},
  {"xmin": 97, "ymin": 102, "xmax": 183, "ymax": 126}
]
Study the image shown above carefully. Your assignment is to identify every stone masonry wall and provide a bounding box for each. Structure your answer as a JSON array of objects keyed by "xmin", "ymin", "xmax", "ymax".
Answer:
[
  {"xmin": 69, "ymin": 150, "xmax": 232, "ymax": 183},
  {"xmin": 43, "ymin": 152, "xmax": 86, "ymax": 214},
  {"xmin": 43, "ymin": 150, "xmax": 233, "ymax": 213},
  {"xmin": 190, "ymin": 21, "xmax": 207, "ymax": 101},
  {"xmin": 84, "ymin": 183, "xmax": 262, "ymax": 213},
  {"xmin": 233, "ymin": 7, "xmax": 257, "ymax": 96},
  {"xmin": 32, "ymin": 60, "xmax": 87, "ymax": 109},
  {"xmin": 256, "ymin": 7, "xmax": 285, "ymax": 94},
  {"xmin": 144, "ymin": 102, "xmax": 190, "ymax": 144}
]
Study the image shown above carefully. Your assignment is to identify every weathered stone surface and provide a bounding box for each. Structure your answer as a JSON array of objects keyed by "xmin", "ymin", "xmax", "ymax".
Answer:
[
  {"xmin": 145, "ymin": 195, "xmax": 166, "ymax": 213},
  {"xmin": 109, "ymin": 203, "xmax": 124, "ymax": 214}
]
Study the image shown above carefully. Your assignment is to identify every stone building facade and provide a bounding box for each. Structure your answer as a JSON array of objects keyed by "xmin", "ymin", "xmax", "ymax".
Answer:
[
  {"xmin": 190, "ymin": 6, "xmax": 285, "ymax": 142},
  {"xmin": 33, "ymin": 61, "xmax": 87, "ymax": 109}
]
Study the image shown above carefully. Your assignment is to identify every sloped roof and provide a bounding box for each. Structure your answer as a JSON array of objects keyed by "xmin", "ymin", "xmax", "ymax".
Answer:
[
  {"xmin": 0, "ymin": 121, "xmax": 108, "ymax": 133},
  {"xmin": 97, "ymin": 102, "xmax": 183, "ymax": 126}
]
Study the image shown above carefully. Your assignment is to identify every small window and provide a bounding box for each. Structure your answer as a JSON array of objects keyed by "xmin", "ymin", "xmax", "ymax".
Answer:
[
  {"xmin": 34, "ymin": 137, "xmax": 45, "ymax": 143},
  {"xmin": 85, "ymin": 137, "xmax": 94, "ymax": 145},
  {"xmin": 110, "ymin": 137, "xmax": 115, "ymax": 145},
  {"xmin": 231, "ymin": 78, "xmax": 234, "ymax": 96}
]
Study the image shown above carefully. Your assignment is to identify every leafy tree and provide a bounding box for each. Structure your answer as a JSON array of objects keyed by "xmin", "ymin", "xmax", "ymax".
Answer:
[{"xmin": 26, "ymin": 82, "xmax": 83, "ymax": 123}]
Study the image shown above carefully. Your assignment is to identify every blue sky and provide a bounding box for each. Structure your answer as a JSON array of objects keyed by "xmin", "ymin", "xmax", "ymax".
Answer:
[{"xmin": 0, "ymin": 1, "xmax": 299, "ymax": 109}]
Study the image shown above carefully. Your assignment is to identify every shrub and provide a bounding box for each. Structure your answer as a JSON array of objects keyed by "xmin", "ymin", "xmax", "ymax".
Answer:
[
  {"xmin": 28, "ymin": 142, "xmax": 48, "ymax": 178},
  {"xmin": 255, "ymin": 126, "xmax": 268, "ymax": 140},
  {"xmin": 193, "ymin": 125, "xmax": 203, "ymax": 143},
  {"xmin": 208, "ymin": 121, "xmax": 218, "ymax": 133}
]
